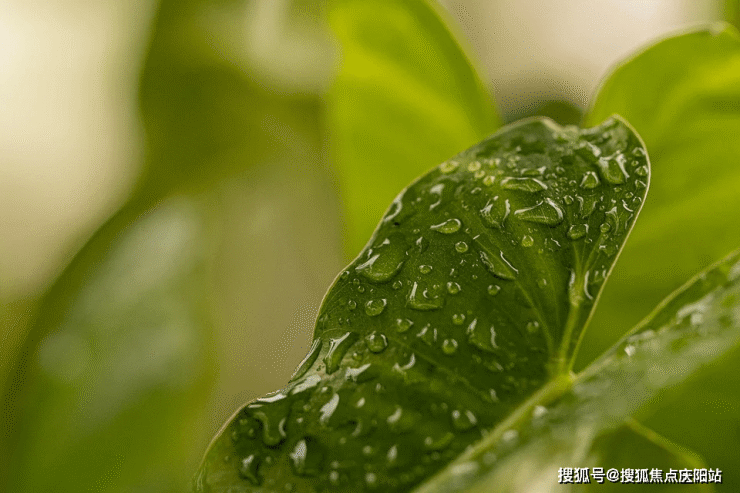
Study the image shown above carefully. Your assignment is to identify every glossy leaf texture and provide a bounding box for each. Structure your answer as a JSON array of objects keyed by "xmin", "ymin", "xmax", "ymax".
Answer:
[
  {"xmin": 327, "ymin": 0, "xmax": 500, "ymax": 258},
  {"xmin": 0, "ymin": 0, "xmax": 330, "ymax": 491},
  {"xmin": 421, "ymin": 249, "xmax": 740, "ymax": 493},
  {"xmin": 195, "ymin": 116, "xmax": 650, "ymax": 492},
  {"xmin": 580, "ymin": 23, "xmax": 740, "ymax": 362}
]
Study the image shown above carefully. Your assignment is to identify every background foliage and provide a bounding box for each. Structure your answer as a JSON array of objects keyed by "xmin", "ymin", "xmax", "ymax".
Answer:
[{"xmin": 1, "ymin": 0, "xmax": 739, "ymax": 491}]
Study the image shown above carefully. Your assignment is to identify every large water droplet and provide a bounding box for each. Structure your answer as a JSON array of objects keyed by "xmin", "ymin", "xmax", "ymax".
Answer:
[
  {"xmin": 500, "ymin": 177, "xmax": 548, "ymax": 192},
  {"xmin": 355, "ymin": 236, "xmax": 407, "ymax": 283},
  {"xmin": 479, "ymin": 250, "xmax": 518, "ymax": 280},
  {"xmin": 567, "ymin": 224, "xmax": 588, "ymax": 241},
  {"xmin": 407, "ymin": 282, "xmax": 444, "ymax": 310},
  {"xmin": 239, "ymin": 454, "xmax": 261, "ymax": 485},
  {"xmin": 467, "ymin": 319, "xmax": 498, "ymax": 353},
  {"xmin": 319, "ymin": 393, "xmax": 340, "ymax": 425},
  {"xmin": 366, "ymin": 332, "xmax": 388, "ymax": 353},
  {"xmin": 289, "ymin": 438, "xmax": 323, "ymax": 477},
  {"xmin": 290, "ymin": 339, "xmax": 322, "ymax": 382},
  {"xmin": 580, "ymin": 171, "xmax": 600, "ymax": 189},
  {"xmin": 480, "ymin": 198, "xmax": 511, "ymax": 229},
  {"xmin": 596, "ymin": 153, "xmax": 629, "ymax": 185},
  {"xmin": 513, "ymin": 198, "xmax": 564, "ymax": 226},
  {"xmin": 365, "ymin": 298, "xmax": 387, "ymax": 317},
  {"xmin": 431, "ymin": 218, "xmax": 462, "ymax": 234},
  {"xmin": 323, "ymin": 332, "xmax": 359, "ymax": 374},
  {"xmin": 446, "ymin": 281, "xmax": 461, "ymax": 295}
]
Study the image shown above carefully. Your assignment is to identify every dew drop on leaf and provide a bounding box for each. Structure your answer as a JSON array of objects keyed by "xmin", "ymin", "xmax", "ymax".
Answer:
[
  {"xmin": 479, "ymin": 250, "xmax": 518, "ymax": 280},
  {"xmin": 487, "ymin": 284, "xmax": 501, "ymax": 296},
  {"xmin": 442, "ymin": 338, "xmax": 458, "ymax": 355},
  {"xmin": 365, "ymin": 299, "xmax": 387, "ymax": 317},
  {"xmin": 513, "ymin": 198, "xmax": 564, "ymax": 226},
  {"xmin": 500, "ymin": 177, "xmax": 548, "ymax": 192},
  {"xmin": 451, "ymin": 409, "xmax": 478, "ymax": 431},
  {"xmin": 580, "ymin": 170, "xmax": 601, "ymax": 189},
  {"xmin": 366, "ymin": 332, "xmax": 388, "ymax": 353},
  {"xmin": 446, "ymin": 281, "xmax": 461, "ymax": 295},
  {"xmin": 567, "ymin": 224, "xmax": 588, "ymax": 240},
  {"xmin": 407, "ymin": 282, "xmax": 445, "ymax": 310},
  {"xmin": 455, "ymin": 241, "xmax": 469, "ymax": 253},
  {"xmin": 395, "ymin": 318, "xmax": 414, "ymax": 333},
  {"xmin": 323, "ymin": 332, "xmax": 358, "ymax": 374},
  {"xmin": 430, "ymin": 218, "xmax": 462, "ymax": 234},
  {"xmin": 521, "ymin": 235, "xmax": 534, "ymax": 247},
  {"xmin": 239, "ymin": 454, "xmax": 261, "ymax": 485},
  {"xmin": 480, "ymin": 198, "xmax": 511, "ymax": 229},
  {"xmin": 289, "ymin": 339, "xmax": 323, "ymax": 382}
]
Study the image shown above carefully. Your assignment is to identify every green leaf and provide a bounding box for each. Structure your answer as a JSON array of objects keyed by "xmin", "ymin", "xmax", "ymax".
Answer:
[
  {"xmin": 327, "ymin": 0, "xmax": 500, "ymax": 258},
  {"xmin": 580, "ymin": 24, "xmax": 740, "ymax": 362},
  {"xmin": 420, "ymin": 249, "xmax": 740, "ymax": 492},
  {"xmin": 196, "ymin": 116, "xmax": 650, "ymax": 491}
]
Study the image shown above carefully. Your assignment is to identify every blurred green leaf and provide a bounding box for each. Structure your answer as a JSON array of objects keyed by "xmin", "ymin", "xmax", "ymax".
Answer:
[
  {"xmin": 1, "ymin": 0, "xmax": 330, "ymax": 491},
  {"xmin": 196, "ymin": 116, "xmax": 649, "ymax": 491},
  {"xmin": 420, "ymin": 249, "xmax": 740, "ymax": 493},
  {"xmin": 327, "ymin": 0, "xmax": 500, "ymax": 258},
  {"xmin": 581, "ymin": 24, "xmax": 740, "ymax": 362}
]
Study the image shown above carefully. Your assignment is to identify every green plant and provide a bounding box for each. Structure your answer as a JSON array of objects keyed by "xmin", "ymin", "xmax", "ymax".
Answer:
[
  {"xmin": 196, "ymin": 9, "xmax": 740, "ymax": 493},
  {"xmin": 3, "ymin": 1, "xmax": 740, "ymax": 492}
]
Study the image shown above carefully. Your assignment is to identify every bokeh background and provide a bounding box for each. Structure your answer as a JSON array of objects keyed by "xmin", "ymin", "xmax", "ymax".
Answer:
[{"xmin": 0, "ymin": 0, "xmax": 734, "ymax": 491}]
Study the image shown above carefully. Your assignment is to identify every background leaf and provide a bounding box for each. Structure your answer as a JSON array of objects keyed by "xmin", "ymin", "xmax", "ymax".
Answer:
[
  {"xmin": 196, "ymin": 116, "xmax": 649, "ymax": 491},
  {"xmin": 0, "ymin": 0, "xmax": 333, "ymax": 491},
  {"xmin": 327, "ymin": 0, "xmax": 500, "ymax": 258}
]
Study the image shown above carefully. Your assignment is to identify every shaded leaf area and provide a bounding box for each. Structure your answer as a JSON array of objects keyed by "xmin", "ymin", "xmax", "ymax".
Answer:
[
  {"xmin": 327, "ymin": 0, "xmax": 500, "ymax": 258},
  {"xmin": 1, "ymin": 0, "xmax": 329, "ymax": 491},
  {"xmin": 580, "ymin": 24, "xmax": 740, "ymax": 364},
  {"xmin": 196, "ymin": 117, "xmax": 649, "ymax": 492},
  {"xmin": 420, "ymin": 250, "xmax": 740, "ymax": 493}
]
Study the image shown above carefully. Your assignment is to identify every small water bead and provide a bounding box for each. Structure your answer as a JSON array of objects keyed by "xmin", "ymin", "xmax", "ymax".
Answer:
[
  {"xmin": 419, "ymin": 264, "xmax": 433, "ymax": 274},
  {"xmin": 415, "ymin": 236, "xmax": 429, "ymax": 253},
  {"xmin": 600, "ymin": 222, "xmax": 611, "ymax": 233},
  {"xmin": 487, "ymin": 284, "xmax": 501, "ymax": 296},
  {"xmin": 395, "ymin": 318, "xmax": 414, "ymax": 333},
  {"xmin": 442, "ymin": 338, "xmax": 458, "ymax": 355},
  {"xmin": 407, "ymin": 282, "xmax": 445, "ymax": 310},
  {"xmin": 521, "ymin": 235, "xmax": 534, "ymax": 247},
  {"xmin": 451, "ymin": 409, "xmax": 478, "ymax": 431},
  {"xmin": 366, "ymin": 332, "xmax": 388, "ymax": 353},
  {"xmin": 347, "ymin": 300, "xmax": 357, "ymax": 310},
  {"xmin": 500, "ymin": 177, "xmax": 548, "ymax": 192},
  {"xmin": 239, "ymin": 454, "xmax": 261, "ymax": 485},
  {"xmin": 392, "ymin": 280, "xmax": 403, "ymax": 290},
  {"xmin": 431, "ymin": 218, "xmax": 462, "ymax": 234},
  {"xmin": 526, "ymin": 321, "xmax": 540, "ymax": 334},
  {"xmin": 563, "ymin": 195, "xmax": 574, "ymax": 205},
  {"xmin": 452, "ymin": 313, "xmax": 466, "ymax": 325},
  {"xmin": 634, "ymin": 165, "xmax": 648, "ymax": 177},
  {"xmin": 455, "ymin": 241, "xmax": 469, "ymax": 253},
  {"xmin": 365, "ymin": 472, "xmax": 378, "ymax": 488},
  {"xmin": 328, "ymin": 471, "xmax": 340, "ymax": 486},
  {"xmin": 424, "ymin": 431, "xmax": 455, "ymax": 451},
  {"xmin": 580, "ymin": 170, "xmax": 600, "ymax": 189},
  {"xmin": 417, "ymin": 325, "xmax": 438, "ymax": 345},
  {"xmin": 635, "ymin": 179, "xmax": 647, "ymax": 189},
  {"xmin": 365, "ymin": 299, "xmax": 387, "ymax": 317},
  {"xmin": 537, "ymin": 278, "xmax": 547, "ymax": 289},
  {"xmin": 446, "ymin": 281, "xmax": 461, "ymax": 294},
  {"xmin": 483, "ymin": 175, "xmax": 495, "ymax": 186}
]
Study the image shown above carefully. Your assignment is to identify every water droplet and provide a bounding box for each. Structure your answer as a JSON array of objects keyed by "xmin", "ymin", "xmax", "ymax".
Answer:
[
  {"xmin": 600, "ymin": 222, "xmax": 611, "ymax": 233},
  {"xmin": 365, "ymin": 299, "xmax": 387, "ymax": 317},
  {"xmin": 487, "ymin": 284, "xmax": 501, "ymax": 296},
  {"xmin": 239, "ymin": 454, "xmax": 261, "ymax": 484},
  {"xmin": 289, "ymin": 438, "xmax": 323, "ymax": 477},
  {"xmin": 451, "ymin": 409, "xmax": 478, "ymax": 431},
  {"xmin": 320, "ymin": 394, "xmax": 340, "ymax": 425},
  {"xmin": 395, "ymin": 318, "xmax": 414, "ymax": 333},
  {"xmin": 415, "ymin": 236, "xmax": 429, "ymax": 253},
  {"xmin": 513, "ymin": 198, "xmax": 564, "ymax": 226},
  {"xmin": 323, "ymin": 332, "xmax": 359, "ymax": 374},
  {"xmin": 365, "ymin": 472, "xmax": 378, "ymax": 488},
  {"xmin": 347, "ymin": 300, "xmax": 357, "ymax": 310},
  {"xmin": 564, "ymin": 195, "xmax": 574, "ymax": 205},
  {"xmin": 578, "ymin": 195, "xmax": 599, "ymax": 218},
  {"xmin": 604, "ymin": 206, "xmax": 619, "ymax": 234},
  {"xmin": 419, "ymin": 265, "xmax": 432, "ymax": 274},
  {"xmin": 394, "ymin": 353, "xmax": 416, "ymax": 372},
  {"xmin": 479, "ymin": 250, "xmax": 518, "ymax": 280},
  {"xmin": 596, "ymin": 153, "xmax": 629, "ymax": 185},
  {"xmin": 521, "ymin": 235, "xmax": 534, "ymax": 247},
  {"xmin": 366, "ymin": 332, "xmax": 388, "ymax": 353},
  {"xmin": 567, "ymin": 224, "xmax": 588, "ymax": 240},
  {"xmin": 452, "ymin": 313, "xmax": 466, "ymax": 325},
  {"xmin": 532, "ymin": 405, "xmax": 548, "ymax": 419},
  {"xmin": 526, "ymin": 320, "xmax": 540, "ymax": 333},
  {"xmin": 417, "ymin": 325, "xmax": 437, "ymax": 345},
  {"xmin": 455, "ymin": 241, "xmax": 469, "ymax": 253},
  {"xmin": 407, "ymin": 282, "xmax": 444, "ymax": 310},
  {"xmin": 290, "ymin": 339, "xmax": 322, "ymax": 382},
  {"xmin": 635, "ymin": 165, "xmax": 648, "ymax": 177},
  {"xmin": 468, "ymin": 161, "xmax": 481, "ymax": 172},
  {"xmin": 580, "ymin": 171, "xmax": 600, "ymax": 189},
  {"xmin": 480, "ymin": 198, "xmax": 511, "ymax": 229},
  {"xmin": 291, "ymin": 374, "xmax": 322, "ymax": 395},
  {"xmin": 537, "ymin": 278, "xmax": 547, "ymax": 288},
  {"xmin": 251, "ymin": 411, "xmax": 288, "ymax": 447},
  {"xmin": 387, "ymin": 445, "xmax": 398, "ymax": 464},
  {"xmin": 466, "ymin": 319, "xmax": 498, "ymax": 353},
  {"xmin": 442, "ymin": 338, "xmax": 458, "ymax": 355},
  {"xmin": 440, "ymin": 161, "xmax": 459, "ymax": 174},
  {"xmin": 424, "ymin": 431, "xmax": 455, "ymax": 451},
  {"xmin": 356, "ymin": 237, "xmax": 407, "ymax": 283},
  {"xmin": 483, "ymin": 175, "xmax": 495, "ymax": 186},
  {"xmin": 329, "ymin": 471, "xmax": 340, "ymax": 486},
  {"xmin": 431, "ymin": 218, "xmax": 462, "ymax": 234},
  {"xmin": 500, "ymin": 177, "xmax": 548, "ymax": 192},
  {"xmin": 446, "ymin": 281, "xmax": 461, "ymax": 295},
  {"xmin": 392, "ymin": 280, "xmax": 403, "ymax": 290}
]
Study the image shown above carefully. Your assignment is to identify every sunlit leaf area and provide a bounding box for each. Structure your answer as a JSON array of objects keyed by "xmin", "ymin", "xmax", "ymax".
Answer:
[{"xmin": 2, "ymin": 1, "xmax": 739, "ymax": 491}]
